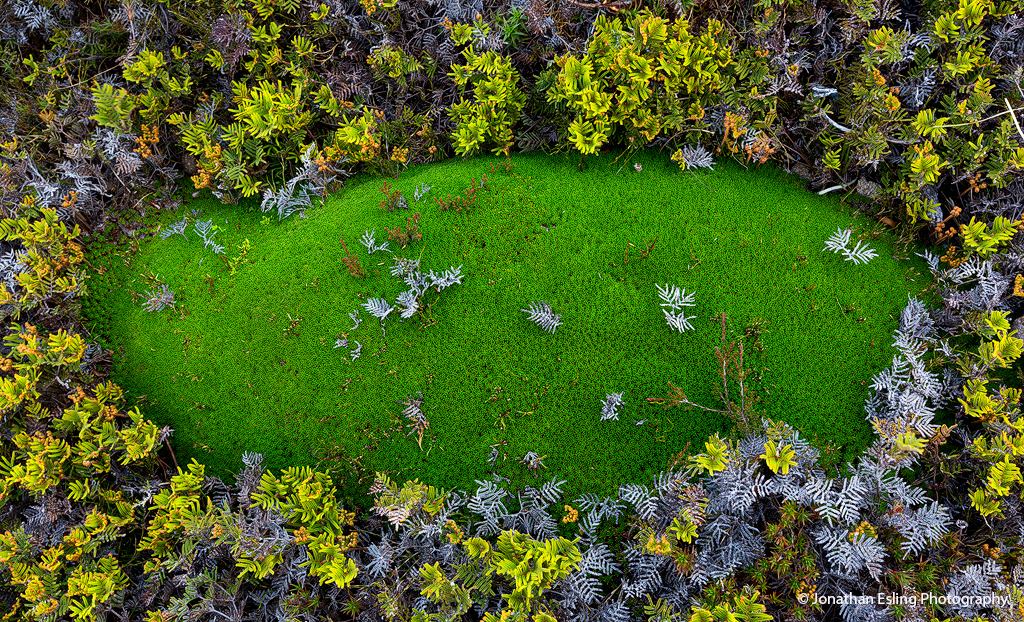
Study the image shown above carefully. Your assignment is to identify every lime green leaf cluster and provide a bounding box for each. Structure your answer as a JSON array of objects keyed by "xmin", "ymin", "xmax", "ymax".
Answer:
[
  {"xmin": 252, "ymin": 466, "xmax": 358, "ymax": 587},
  {"xmin": 90, "ymin": 83, "xmax": 136, "ymax": 132},
  {"xmin": 230, "ymin": 79, "xmax": 313, "ymax": 143},
  {"xmin": 448, "ymin": 34, "xmax": 525, "ymax": 156},
  {"xmin": 416, "ymin": 530, "xmax": 580, "ymax": 621},
  {"xmin": 691, "ymin": 435, "xmax": 733, "ymax": 475},
  {"xmin": 0, "ymin": 208, "xmax": 84, "ymax": 315},
  {"xmin": 372, "ymin": 472, "xmax": 447, "ymax": 526},
  {"xmin": 960, "ymin": 215, "xmax": 1020, "ymax": 258},
  {"xmin": 368, "ymin": 44, "xmax": 423, "ymax": 84},
  {"xmin": 958, "ymin": 313, "xmax": 1024, "ymax": 519},
  {"xmin": 976, "ymin": 310, "xmax": 1023, "ymax": 369},
  {"xmin": 0, "ymin": 324, "xmax": 157, "ymax": 622},
  {"xmin": 546, "ymin": 11, "xmax": 736, "ymax": 155},
  {"xmin": 760, "ymin": 440, "xmax": 797, "ymax": 475},
  {"xmin": 688, "ymin": 589, "xmax": 773, "ymax": 622}
]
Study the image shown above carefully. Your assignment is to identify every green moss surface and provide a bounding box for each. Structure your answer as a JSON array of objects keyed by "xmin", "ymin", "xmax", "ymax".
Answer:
[{"xmin": 85, "ymin": 151, "xmax": 926, "ymax": 503}]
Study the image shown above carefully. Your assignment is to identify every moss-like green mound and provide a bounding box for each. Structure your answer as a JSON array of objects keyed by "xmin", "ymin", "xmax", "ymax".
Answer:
[{"xmin": 86, "ymin": 152, "xmax": 925, "ymax": 502}]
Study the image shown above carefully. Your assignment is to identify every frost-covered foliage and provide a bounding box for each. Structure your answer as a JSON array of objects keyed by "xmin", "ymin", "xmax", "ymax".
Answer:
[
  {"xmin": 522, "ymin": 301, "xmax": 562, "ymax": 333},
  {"xmin": 413, "ymin": 182, "xmax": 431, "ymax": 202},
  {"xmin": 346, "ymin": 255, "xmax": 462, "ymax": 348},
  {"xmin": 673, "ymin": 145, "xmax": 715, "ymax": 170},
  {"xmin": 194, "ymin": 219, "xmax": 225, "ymax": 255},
  {"xmin": 141, "ymin": 283, "xmax": 175, "ymax": 312},
  {"xmin": 363, "ymin": 297, "xmax": 394, "ymax": 322},
  {"xmin": 359, "ymin": 229, "xmax": 391, "ymax": 255},
  {"xmin": 401, "ymin": 393, "xmax": 429, "ymax": 448},
  {"xmin": 520, "ymin": 451, "xmax": 546, "ymax": 473},
  {"xmin": 601, "ymin": 392, "xmax": 624, "ymax": 421},
  {"xmin": 657, "ymin": 284, "xmax": 696, "ymax": 333},
  {"xmin": 824, "ymin": 228, "xmax": 879, "ymax": 265},
  {"xmin": 259, "ymin": 145, "xmax": 334, "ymax": 220},
  {"xmin": 159, "ymin": 217, "xmax": 188, "ymax": 239}
]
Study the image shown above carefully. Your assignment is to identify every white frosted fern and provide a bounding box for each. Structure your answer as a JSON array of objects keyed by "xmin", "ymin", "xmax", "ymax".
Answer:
[
  {"xmin": 360, "ymin": 229, "xmax": 391, "ymax": 255},
  {"xmin": 824, "ymin": 227, "xmax": 877, "ymax": 265},
  {"xmin": 657, "ymin": 284, "xmax": 696, "ymax": 333},
  {"xmin": 601, "ymin": 393, "xmax": 624, "ymax": 421},
  {"xmin": 522, "ymin": 302, "xmax": 562, "ymax": 333}
]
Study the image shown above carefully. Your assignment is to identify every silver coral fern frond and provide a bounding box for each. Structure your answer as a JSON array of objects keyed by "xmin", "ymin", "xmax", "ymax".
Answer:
[
  {"xmin": 360, "ymin": 229, "xmax": 391, "ymax": 255},
  {"xmin": 390, "ymin": 257, "xmax": 420, "ymax": 278},
  {"xmin": 522, "ymin": 301, "xmax": 562, "ymax": 333},
  {"xmin": 657, "ymin": 284, "xmax": 697, "ymax": 333},
  {"xmin": 194, "ymin": 219, "xmax": 225, "ymax": 255},
  {"xmin": 363, "ymin": 297, "xmax": 394, "ymax": 321},
  {"xmin": 601, "ymin": 392, "xmax": 624, "ymax": 421},
  {"xmin": 824, "ymin": 227, "xmax": 852, "ymax": 253},
  {"xmin": 844, "ymin": 240, "xmax": 879, "ymax": 265},
  {"xmin": 680, "ymin": 145, "xmax": 714, "ymax": 170},
  {"xmin": 413, "ymin": 182, "xmax": 431, "ymax": 202},
  {"xmin": 160, "ymin": 218, "xmax": 188, "ymax": 239},
  {"xmin": 824, "ymin": 227, "xmax": 877, "ymax": 264},
  {"xmin": 396, "ymin": 290, "xmax": 420, "ymax": 319},
  {"xmin": 142, "ymin": 284, "xmax": 175, "ymax": 312},
  {"xmin": 656, "ymin": 283, "xmax": 696, "ymax": 311},
  {"xmin": 402, "ymin": 393, "xmax": 428, "ymax": 449},
  {"xmin": 521, "ymin": 451, "xmax": 546, "ymax": 472},
  {"xmin": 428, "ymin": 265, "xmax": 464, "ymax": 291},
  {"xmin": 663, "ymin": 310, "xmax": 695, "ymax": 333}
]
